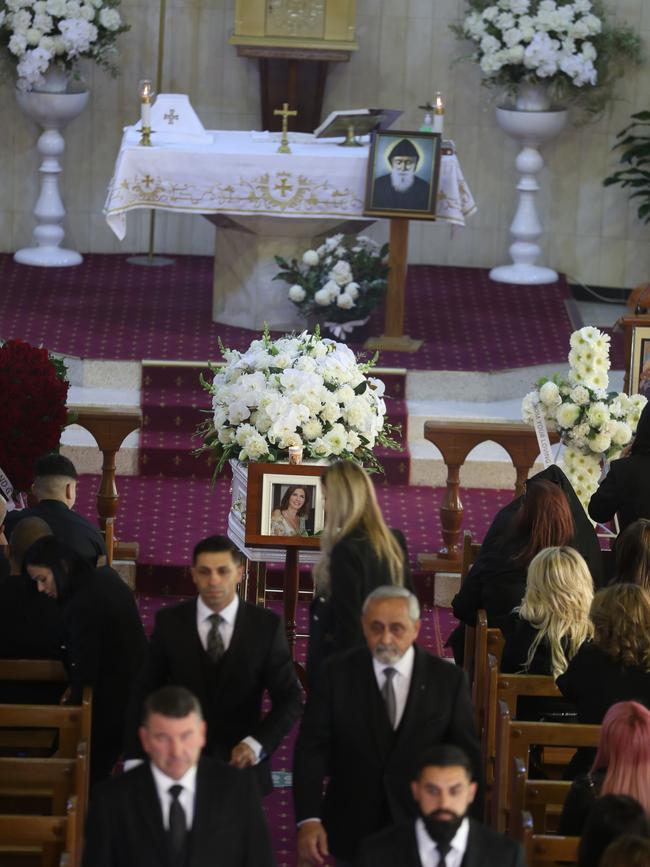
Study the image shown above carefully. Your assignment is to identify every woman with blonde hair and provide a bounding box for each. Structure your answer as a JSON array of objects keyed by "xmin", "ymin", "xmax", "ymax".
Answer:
[
  {"xmin": 501, "ymin": 546, "xmax": 594, "ymax": 678},
  {"xmin": 307, "ymin": 460, "xmax": 411, "ymax": 684},
  {"xmin": 559, "ymin": 701, "xmax": 650, "ymax": 835},
  {"xmin": 557, "ymin": 583, "xmax": 650, "ymax": 725}
]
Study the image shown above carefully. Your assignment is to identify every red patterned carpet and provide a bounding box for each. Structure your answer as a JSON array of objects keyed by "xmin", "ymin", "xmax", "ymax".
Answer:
[{"xmin": 0, "ymin": 253, "xmax": 624, "ymax": 370}]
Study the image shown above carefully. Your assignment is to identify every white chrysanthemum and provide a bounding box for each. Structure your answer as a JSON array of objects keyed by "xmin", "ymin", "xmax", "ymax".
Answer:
[
  {"xmin": 323, "ymin": 423, "xmax": 348, "ymax": 455},
  {"xmin": 98, "ymin": 6, "xmax": 121, "ymax": 29},
  {"xmin": 9, "ymin": 33, "xmax": 28, "ymax": 54},
  {"xmin": 336, "ymin": 292, "xmax": 354, "ymax": 310},
  {"xmin": 587, "ymin": 401, "xmax": 609, "ymax": 427},
  {"xmin": 239, "ymin": 431, "xmax": 269, "ymax": 461},
  {"xmin": 302, "ymin": 419, "xmax": 323, "ymax": 440},
  {"xmin": 556, "ymin": 402, "xmax": 581, "ymax": 428},
  {"xmin": 611, "ymin": 421, "xmax": 632, "ymax": 446},
  {"xmin": 589, "ymin": 432, "xmax": 611, "ymax": 453},
  {"xmin": 288, "ymin": 284, "xmax": 306, "ymax": 303},
  {"xmin": 329, "ymin": 260, "xmax": 353, "ymax": 287}
]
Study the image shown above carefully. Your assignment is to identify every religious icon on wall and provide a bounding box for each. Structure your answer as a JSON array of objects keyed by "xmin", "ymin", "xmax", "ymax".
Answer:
[
  {"xmin": 630, "ymin": 327, "xmax": 650, "ymax": 398},
  {"xmin": 364, "ymin": 130, "xmax": 441, "ymax": 220}
]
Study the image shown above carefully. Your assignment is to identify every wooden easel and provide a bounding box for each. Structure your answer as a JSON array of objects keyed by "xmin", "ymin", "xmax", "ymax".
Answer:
[
  {"xmin": 365, "ymin": 219, "xmax": 422, "ymax": 353},
  {"xmin": 615, "ymin": 314, "xmax": 650, "ymax": 393}
]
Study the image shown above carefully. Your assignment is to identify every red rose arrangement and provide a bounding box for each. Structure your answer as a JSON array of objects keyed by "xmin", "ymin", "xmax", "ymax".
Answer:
[{"xmin": 0, "ymin": 340, "xmax": 69, "ymax": 494}]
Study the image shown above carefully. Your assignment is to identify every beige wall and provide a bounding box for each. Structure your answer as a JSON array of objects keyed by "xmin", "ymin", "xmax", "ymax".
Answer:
[{"xmin": 1, "ymin": 0, "xmax": 649, "ymax": 287}]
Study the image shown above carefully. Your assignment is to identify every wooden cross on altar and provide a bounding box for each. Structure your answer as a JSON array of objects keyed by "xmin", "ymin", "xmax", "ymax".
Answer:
[{"xmin": 273, "ymin": 102, "xmax": 297, "ymax": 154}]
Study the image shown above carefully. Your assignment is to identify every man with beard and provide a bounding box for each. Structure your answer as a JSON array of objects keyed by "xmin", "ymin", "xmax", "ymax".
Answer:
[
  {"xmin": 358, "ymin": 745, "xmax": 525, "ymax": 867},
  {"xmin": 371, "ymin": 138, "xmax": 432, "ymax": 211},
  {"xmin": 294, "ymin": 586, "xmax": 481, "ymax": 866}
]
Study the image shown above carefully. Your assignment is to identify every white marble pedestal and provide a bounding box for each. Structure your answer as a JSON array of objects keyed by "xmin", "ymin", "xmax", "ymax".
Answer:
[{"xmin": 206, "ymin": 215, "xmax": 373, "ymax": 331}]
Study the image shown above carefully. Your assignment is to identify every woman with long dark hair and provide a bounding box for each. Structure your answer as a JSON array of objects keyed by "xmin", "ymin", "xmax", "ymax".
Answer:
[
  {"xmin": 307, "ymin": 461, "xmax": 412, "ymax": 684},
  {"xmin": 24, "ymin": 536, "xmax": 147, "ymax": 785},
  {"xmin": 616, "ymin": 519, "xmax": 650, "ymax": 589},
  {"xmin": 590, "ymin": 402, "xmax": 650, "ymax": 533},
  {"xmin": 270, "ymin": 485, "xmax": 310, "ymax": 536}
]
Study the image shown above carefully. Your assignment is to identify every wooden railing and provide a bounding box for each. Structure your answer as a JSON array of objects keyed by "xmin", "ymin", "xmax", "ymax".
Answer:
[
  {"xmin": 418, "ymin": 420, "xmax": 559, "ymax": 573},
  {"xmin": 68, "ymin": 407, "xmax": 142, "ymax": 563}
]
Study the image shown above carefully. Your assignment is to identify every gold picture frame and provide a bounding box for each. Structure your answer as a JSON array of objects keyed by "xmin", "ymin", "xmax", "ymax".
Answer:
[
  {"xmin": 629, "ymin": 325, "xmax": 650, "ymax": 396},
  {"xmin": 364, "ymin": 129, "xmax": 441, "ymax": 220}
]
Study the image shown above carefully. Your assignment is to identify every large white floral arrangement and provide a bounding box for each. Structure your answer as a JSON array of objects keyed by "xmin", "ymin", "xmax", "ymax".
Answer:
[
  {"xmin": 273, "ymin": 233, "xmax": 388, "ymax": 337},
  {"xmin": 198, "ymin": 327, "xmax": 399, "ymax": 474},
  {"xmin": 522, "ymin": 326, "xmax": 647, "ymax": 510},
  {"xmin": 453, "ymin": 0, "xmax": 641, "ymax": 112},
  {"xmin": 0, "ymin": 0, "xmax": 128, "ymax": 92}
]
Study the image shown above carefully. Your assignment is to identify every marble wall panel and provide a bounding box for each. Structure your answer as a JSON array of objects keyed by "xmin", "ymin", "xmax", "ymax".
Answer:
[{"xmin": 0, "ymin": 0, "xmax": 648, "ymax": 288}]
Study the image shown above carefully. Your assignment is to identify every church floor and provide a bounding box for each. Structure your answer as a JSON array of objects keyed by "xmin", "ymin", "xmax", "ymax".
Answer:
[{"xmin": 0, "ymin": 253, "xmax": 623, "ymax": 370}]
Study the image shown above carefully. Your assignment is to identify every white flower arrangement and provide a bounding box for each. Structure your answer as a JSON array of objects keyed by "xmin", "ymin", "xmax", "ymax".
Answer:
[
  {"xmin": 453, "ymin": 0, "xmax": 641, "ymax": 113},
  {"xmin": 274, "ymin": 234, "xmax": 389, "ymax": 333},
  {"xmin": 522, "ymin": 325, "xmax": 647, "ymax": 510},
  {"xmin": 198, "ymin": 326, "xmax": 400, "ymax": 474},
  {"xmin": 0, "ymin": 0, "xmax": 128, "ymax": 92}
]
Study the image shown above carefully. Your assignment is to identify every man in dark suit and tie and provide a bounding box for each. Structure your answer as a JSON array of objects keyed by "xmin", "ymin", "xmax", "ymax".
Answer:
[
  {"xmin": 294, "ymin": 585, "xmax": 481, "ymax": 866},
  {"xmin": 358, "ymin": 745, "xmax": 525, "ymax": 867},
  {"xmin": 83, "ymin": 685, "xmax": 275, "ymax": 867},
  {"xmin": 125, "ymin": 535, "xmax": 302, "ymax": 795}
]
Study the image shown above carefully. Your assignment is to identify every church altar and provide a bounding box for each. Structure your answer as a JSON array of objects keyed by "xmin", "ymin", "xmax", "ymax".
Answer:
[{"xmin": 104, "ymin": 129, "xmax": 476, "ymax": 329}]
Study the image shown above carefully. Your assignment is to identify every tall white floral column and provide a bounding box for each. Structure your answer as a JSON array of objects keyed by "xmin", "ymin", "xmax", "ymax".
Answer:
[{"xmin": 523, "ymin": 326, "xmax": 647, "ymax": 511}]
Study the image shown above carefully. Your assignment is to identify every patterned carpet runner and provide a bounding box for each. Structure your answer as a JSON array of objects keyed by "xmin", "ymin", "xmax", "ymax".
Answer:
[{"xmin": 0, "ymin": 254, "xmax": 623, "ymax": 370}]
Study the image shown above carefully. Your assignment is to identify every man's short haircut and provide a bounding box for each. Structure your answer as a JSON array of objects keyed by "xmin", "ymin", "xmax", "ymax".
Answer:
[
  {"xmin": 35, "ymin": 454, "xmax": 77, "ymax": 480},
  {"xmin": 9, "ymin": 518, "xmax": 53, "ymax": 571},
  {"xmin": 362, "ymin": 584, "xmax": 421, "ymax": 621},
  {"xmin": 387, "ymin": 138, "xmax": 420, "ymax": 167},
  {"xmin": 413, "ymin": 745, "xmax": 474, "ymax": 781},
  {"xmin": 192, "ymin": 534, "xmax": 243, "ymax": 566},
  {"xmin": 142, "ymin": 686, "xmax": 203, "ymax": 725}
]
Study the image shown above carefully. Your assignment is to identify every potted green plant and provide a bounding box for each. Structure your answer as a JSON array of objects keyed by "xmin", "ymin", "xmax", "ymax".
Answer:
[{"xmin": 604, "ymin": 111, "xmax": 650, "ymax": 224}]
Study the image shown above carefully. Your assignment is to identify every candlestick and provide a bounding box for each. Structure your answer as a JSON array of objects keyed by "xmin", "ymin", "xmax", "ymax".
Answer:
[
  {"xmin": 139, "ymin": 78, "xmax": 154, "ymax": 146},
  {"xmin": 432, "ymin": 91, "xmax": 445, "ymax": 135}
]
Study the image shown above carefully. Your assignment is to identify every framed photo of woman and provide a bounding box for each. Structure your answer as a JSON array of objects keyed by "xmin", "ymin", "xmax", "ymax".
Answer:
[{"xmin": 245, "ymin": 462, "xmax": 326, "ymax": 548}]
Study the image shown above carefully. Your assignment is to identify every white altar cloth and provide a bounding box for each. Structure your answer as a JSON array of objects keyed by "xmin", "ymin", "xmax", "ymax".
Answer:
[{"xmin": 104, "ymin": 129, "xmax": 477, "ymax": 239}]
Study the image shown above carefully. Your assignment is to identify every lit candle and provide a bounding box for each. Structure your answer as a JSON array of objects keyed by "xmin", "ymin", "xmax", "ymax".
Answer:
[
  {"xmin": 432, "ymin": 92, "xmax": 445, "ymax": 135},
  {"xmin": 139, "ymin": 79, "xmax": 153, "ymax": 129}
]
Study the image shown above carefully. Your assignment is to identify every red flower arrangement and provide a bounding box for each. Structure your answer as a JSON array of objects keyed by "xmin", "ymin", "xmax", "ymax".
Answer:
[{"xmin": 0, "ymin": 340, "xmax": 69, "ymax": 494}]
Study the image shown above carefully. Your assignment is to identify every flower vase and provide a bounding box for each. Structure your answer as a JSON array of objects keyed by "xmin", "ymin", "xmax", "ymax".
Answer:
[
  {"xmin": 39, "ymin": 64, "xmax": 70, "ymax": 94},
  {"xmin": 14, "ymin": 83, "xmax": 89, "ymax": 267},
  {"xmin": 489, "ymin": 103, "xmax": 568, "ymax": 285},
  {"xmin": 322, "ymin": 316, "xmax": 371, "ymax": 343},
  {"xmin": 514, "ymin": 83, "xmax": 552, "ymax": 112}
]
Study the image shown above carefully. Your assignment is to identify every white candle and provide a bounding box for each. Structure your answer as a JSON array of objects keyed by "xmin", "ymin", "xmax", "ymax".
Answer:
[
  {"xmin": 432, "ymin": 92, "xmax": 445, "ymax": 135},
  {"xmin": 139, "ymin": 79, "xmax": 153, "ymax": 129},
  {"xmin": 141, "ymin": 100, "xmax": 151, "ymax": 128}
]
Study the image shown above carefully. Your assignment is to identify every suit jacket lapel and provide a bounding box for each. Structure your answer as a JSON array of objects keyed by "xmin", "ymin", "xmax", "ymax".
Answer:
[
  {"xmin": 212, "ymin": 598, "xmax": 248, "ymax": 704},
  {"xmin": 135, "ymin": 764, "xmax": 171, "ymax": 867},
  {"xmin": 358, "ymin": 650, "xmax": 393, "ymax": 763},
  {"xmin": 460, "ymin": 821, "xmax": 480, "ymax": 867},
  {"xmin": 179, "ymin": 600, "xmax": 212, "ymax": 707},
  {"xmin": 393, "ymin": 644, "xmax": 427, "ymax": 751}
]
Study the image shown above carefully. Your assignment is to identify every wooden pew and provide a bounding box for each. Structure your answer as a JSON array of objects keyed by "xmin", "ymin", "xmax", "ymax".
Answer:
[
  {"xmin": 461, "ymin": 531, "xmax": 482, "ymax": 676},
  {"xmin": 471, "ymin": 610, "xmax": 504, "ymax": 733},
  {"xmin": 510, "ymin": 756, "xmax": 571, "ymax": 835},
  {"xmin": 517, "ymin": 808, "xmax": 579, "ymax": 867},
  {"xmin": 0, "ymin": 689, "xmax": 92, "ymax": 759},
  {"xmin": 0, "ymin": 793, "xmax": 79, "ymax": 867},
  {"xmin": 0, "ymin": 661, "xmax": 67, "ymax": 683},
  {"xmin": 492, "ymin": 699, "xmax": 600, "ymax": 834}
]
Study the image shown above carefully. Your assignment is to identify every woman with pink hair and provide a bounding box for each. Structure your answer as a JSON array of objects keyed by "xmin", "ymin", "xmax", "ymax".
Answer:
[{"xmin": 559, "ymin": 701, "xmax": 650, "ymax": 835}]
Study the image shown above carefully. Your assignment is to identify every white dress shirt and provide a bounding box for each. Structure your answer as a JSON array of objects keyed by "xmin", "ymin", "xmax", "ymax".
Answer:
[
  {"xmin": 372, "ymin": 645, "xmax": 415, "ymax": 728},
  {"xmin": 150, "ymin": 762, "xmax": 197, "ymax": 830},
  {"xmin": 415, "ymin": 817, "xmax": 470, "ymax": 867},
  {"xmin": 196, "ymin": 594, "xmax": 263, "ymax": 763}
]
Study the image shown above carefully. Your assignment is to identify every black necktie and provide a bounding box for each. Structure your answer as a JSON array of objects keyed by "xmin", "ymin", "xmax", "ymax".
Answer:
[
  {"xmin": 207, "ymin": 613, "xmax": 225, "ymax": 663},
  {"xmin": 168, "ymin": 784, "xmax": 187, "ymax": 863},
  {"xmin": 381, "ymin": 667, "xmax": 397, "ymax": 728},
  {"xmin": 436, "ymin": 841, "xmax": 452, "ymax": 867}
]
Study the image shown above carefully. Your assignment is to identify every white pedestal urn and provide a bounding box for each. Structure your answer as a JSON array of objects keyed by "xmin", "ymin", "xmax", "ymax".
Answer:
[
  {"xmin": 490, "ymin": 98, "xmax": 568, "ymax": 286},
  {"xmin": 14, "ymin": 75, "xmax": 89, "ymax": 268}
]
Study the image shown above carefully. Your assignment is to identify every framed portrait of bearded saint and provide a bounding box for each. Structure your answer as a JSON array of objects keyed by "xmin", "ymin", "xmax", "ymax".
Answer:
[{"xmin": 364, "ymin": 130, "xmax": 441, "ymax": 220}]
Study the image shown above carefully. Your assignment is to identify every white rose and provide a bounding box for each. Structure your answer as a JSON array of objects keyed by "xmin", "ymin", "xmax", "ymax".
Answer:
[
  {"xmin": 288, "ymin": 284, "xmax": 306, "ymax": 303},
  {"xmin": 569, "ymin": 385, "xmax": 590, "ymax": 405},
  {"xmin": 556, "ymin": 402, "xmax": 581, "ymax": 428},
  {"xmin": 611, "ymin": 421, "xmax": 632, "ymax": 446},
  {"xmin": 302, "ymin": 249, "xmax": 319, "ymax": 267},
  {"xmin": 346, "ymin": 282, "xmax": 360, "ymax": 300},
  {"xmin": 589, "ymin": 432, "xmax": 611, "ymax": 453},
  {"xmin": 240, "ymin": 432, "xmax": 269, "ymax": 461},
  {"xmin": 99, "ymin": 6, "xmax": 121, "ymax": 29},
  {"xmin": 336, "ymin": 292, "xmax": 355, "ymax": 310},
  {"xmin": 539, "ymin": 380, "xmax": 561, "ymax": 406},
  {"xmin": 329, "ymin": 260, "xmax": 353, "ymax": 286},
  {"xmin": 314, "ymin": 288, "xmax": 331, "ymax": 306}
]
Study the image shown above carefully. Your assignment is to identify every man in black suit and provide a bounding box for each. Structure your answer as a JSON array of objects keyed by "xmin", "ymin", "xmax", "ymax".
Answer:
[
  {"xmin": 83, "ymin": 686, "xmax": 275, "ymax": 867},
  {"xmin": 5, "ymin": 453, "xmax": 106, "ymax": 565},
  {"xmin": 125, "ymin": 535, "xmax": 302, "ymax": 795},
  {"xmin": 294, "ymin": 585, "xmax": 481, "ymax": 866},
  {"xmin": 358, "ymin": 745, "xmax": 525, "ymax": 867}
]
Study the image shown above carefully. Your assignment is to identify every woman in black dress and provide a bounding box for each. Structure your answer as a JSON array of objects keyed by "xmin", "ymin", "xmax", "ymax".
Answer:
[
  {"xmin": 449, "ymin": 467, "xmax": 600, "ymax": 663},
  {"xmin": 589, "ymin": 401, "xmax": 650, "ymax": 534},
  {"xmin": 307, "ymin": 460, "xmax": 412, "ymax": 685},
  {"xmin": 24, "ymin": 536, "xmax": 147, "ymax": 785},
  {"xmin": 500, "ymin": 546, "xmax": 593, "ymax": 678},
  {"xmin": 615, "ymin": 519, "xmax": 650, "ymax": 588},
  {"xmin": 559, "ymin": 700, "xmax": 650, "ymax": 836}
]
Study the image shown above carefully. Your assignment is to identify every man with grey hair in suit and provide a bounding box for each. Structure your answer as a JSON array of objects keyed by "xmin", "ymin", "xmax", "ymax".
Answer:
[{"xmin": 294, "ymin": 585, "xmax": 481, "ymax": 867}]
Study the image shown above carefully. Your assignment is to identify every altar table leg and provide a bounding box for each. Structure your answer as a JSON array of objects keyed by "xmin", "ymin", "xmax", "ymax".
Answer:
[{"xmin": 365, "ymin": 218, "xmax": 422, "ymax": 353}]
